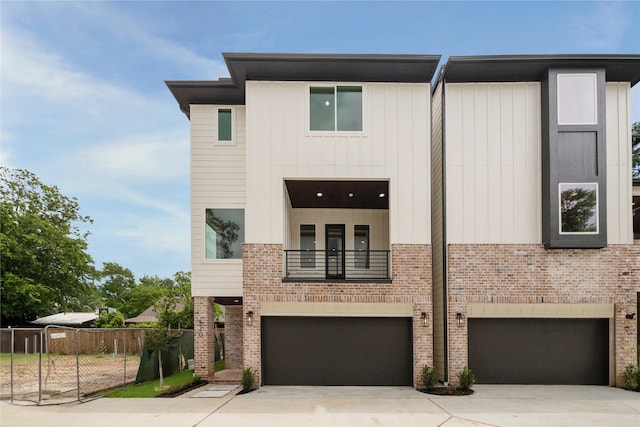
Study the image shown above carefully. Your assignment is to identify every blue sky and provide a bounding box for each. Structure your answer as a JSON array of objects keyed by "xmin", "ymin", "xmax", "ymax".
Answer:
[{"xmin": 2, "ymin": 1, "xmax": 639, "ymax": 280}]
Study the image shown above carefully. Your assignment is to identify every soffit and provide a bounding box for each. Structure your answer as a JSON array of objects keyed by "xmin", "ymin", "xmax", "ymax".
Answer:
[{"xmin": 285, "ymin": 180, "xmax": 389, "ymax": 209}]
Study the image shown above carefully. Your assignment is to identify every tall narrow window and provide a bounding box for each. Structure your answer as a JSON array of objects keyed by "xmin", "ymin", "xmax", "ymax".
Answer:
[
  {"xmin": 310, "ymin": 86, "xmax": 362, "ymax": 131},
  {"xmin": 354, "ymin": 225, "xmax": 370, "ymax": 269},
  {"xmin": 559, "ymin": 183, "xmax": 598, "ymax": 234},
  {"xmin": 205, "ymin": 209, "xmax": 244, "ymax": 259},
  {"xmin": 218, "ymin": 109, "xmax": 232, "ymax": 141},
  {"xmin": 300, "ymin": 224, "xmax": 316, "ymax": 268}
]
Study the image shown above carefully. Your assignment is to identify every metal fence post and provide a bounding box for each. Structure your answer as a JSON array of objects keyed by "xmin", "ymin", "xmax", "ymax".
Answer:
[
  {"xmin": 123, "ymin": 330, "xmax": 127, "ymax": 386},
  {"xmin": 10, "ymin": 328, "xmax": 14, "ymax": 404},
  {"xmin": 75, "ymin": 329, "xmax": 80, "ymax": 402},
  {"xmin": 38, "ymin": 329, "xmax": 43, "ymax": 404}
]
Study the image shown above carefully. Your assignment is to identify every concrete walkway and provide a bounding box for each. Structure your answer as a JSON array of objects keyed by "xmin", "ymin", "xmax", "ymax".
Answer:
[{"xmin": 2, "ymin": 385, "xmax": 639, "ymax": 427}]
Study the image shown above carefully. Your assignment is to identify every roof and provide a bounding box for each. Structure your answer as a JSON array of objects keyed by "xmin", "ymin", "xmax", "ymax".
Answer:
[
  {"xmin": 31, "ymin": 312, "xmax": 98, "ymax": 326},
  {"xmin": 439, "ymin": 54, "xmax": 640, "ymax": 85},
  {"xmin": 125, "ymin": 301, "xmax": 185, "ymax": 324},
  {"xmin": 166, "ymin": 52, "xmax": 441, "ymax": 117}
]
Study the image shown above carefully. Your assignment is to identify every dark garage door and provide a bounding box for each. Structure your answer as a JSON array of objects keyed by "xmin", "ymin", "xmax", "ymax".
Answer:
[
  {"xmin": 468, "ymin": 318, "xmax": 608, "ymax": 385},
  {"xmin": 262, "ymin": 316, "xmax": 412, "ymax": 385}
]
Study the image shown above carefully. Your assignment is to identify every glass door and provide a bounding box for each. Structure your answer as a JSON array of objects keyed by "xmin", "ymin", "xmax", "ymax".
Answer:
[{"xmin": 325, "ymin": 224, "xmax": 345, "ymax": 279}]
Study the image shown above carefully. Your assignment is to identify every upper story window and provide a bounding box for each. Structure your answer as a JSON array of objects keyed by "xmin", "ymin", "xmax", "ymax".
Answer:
[
  {"xmin": 310, "ymin": 86, "xmax": 362, "ymax": 131},
  {"xmin": 557, "ymin": 74, "xmax": 597, "ymax": 125},
  {"xmin": 205, "ymin": 208, "xmax": 244, "ymax": 259},
  {"xmin": 559, "ymin": 183, "xmax": 598, "ymax": 234},
  {"xmin": 218, "ymin": 108, "xmax": 233, "ymax": 142}
]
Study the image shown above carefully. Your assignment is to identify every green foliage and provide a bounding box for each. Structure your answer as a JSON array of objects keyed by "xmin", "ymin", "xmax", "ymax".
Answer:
[
  {"xmin": 145, "ymin": 328, "xmax": 171, "ymax": 353},
  {"xmin": 0, "ymin": 167, "xmax": 99, "ymax": 322},
  {"xmin": 97, "ymin": 340, "xmax": 108, "ymax": 356},
  {"xmin": 241, "ymin": 367, "xmax": 255, "ymax": 392},
  {"xmin": 93, "ymin": 311, "xmax": 125, "ymax": 328},
  {"xmin": 623, "ymin": 365, "xmax": 640, "ymax": 391},
  {"xmin": 457, "ymin": 366, "xmax": 475, "ymax": 391},
  {"xmin": 98, "ymin": 262, "xmax": 135, "ymax": 313},
  {"xmin": 421, "ymin": 365, "xmax": 438, "ymax": 390}
]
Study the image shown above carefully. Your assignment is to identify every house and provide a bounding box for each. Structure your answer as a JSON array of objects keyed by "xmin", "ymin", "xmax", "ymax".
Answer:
[
  {"xmin": 431, "ymin": 55, "xmax": 640, "ymax": 386},
  {"xmin": 167, "ymin": 53, "xmax": 440, "ymax": 387},
  {"xmin": 31, "ymin": 312, "xmax": 99, "ymax": 327},
  {"xmin": 168, "ymin": 52, "xmax": 640, "ymax": 388}
]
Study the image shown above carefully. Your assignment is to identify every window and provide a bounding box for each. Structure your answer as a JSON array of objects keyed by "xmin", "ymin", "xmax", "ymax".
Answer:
[
  {"xmin": 310, "ymin": 86, "xmax": 362, "ymax": 131},
  {"xmin": 218, "ymin": 109, "xmax": 232, "ymax": 142},
  {"xmin": 559, "ymin": 183, "xmax": 598, "ymax": 234},
  {"xmin": 205, "ymin": 209, "xmax": 244, "ymax": 259},
  {"xmin": 354, "ymin": 225, "xmax": 370, "ymax": 269},
  {"xmin": 557, "ymin": 74, "xmax": 597, "ymax": 125},
  {"xmin": 300, "ymin": 224, "xmax": 316, "ymax": 268}
]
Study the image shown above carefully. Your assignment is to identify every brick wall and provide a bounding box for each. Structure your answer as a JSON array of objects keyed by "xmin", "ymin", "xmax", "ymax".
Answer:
[
  {"xmin": 224, "ymin": 305, "xmax": 243, "ymax": 369},
  {"xmin": 446, "ymin": 244, "xmax": 639, "ymax": 386},
  {"xmin": 193, "ymin": 296, "xmax": 215, "ymax": 379},
  {"xmin": 243, "ymin": 243, "xmax": 432, "ymax": 388}
]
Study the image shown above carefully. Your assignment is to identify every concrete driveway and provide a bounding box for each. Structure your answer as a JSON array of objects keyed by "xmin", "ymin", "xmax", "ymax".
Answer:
[{"xmin": 1, "ymin": 385, "xmax": 638, "ymax": 427}]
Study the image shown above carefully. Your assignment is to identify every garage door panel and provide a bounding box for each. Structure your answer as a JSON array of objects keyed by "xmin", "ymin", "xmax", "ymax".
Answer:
[
  {"xmin": 469, "ymin": 318, "xmax": 608, "ymax": 385},
  {"xmin": 262, "ymin": 316, "xmax": 412, "ymax": 386}
]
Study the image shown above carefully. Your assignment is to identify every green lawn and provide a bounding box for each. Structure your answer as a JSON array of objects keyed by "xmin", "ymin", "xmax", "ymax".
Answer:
[
  {"xmin": 106, "ymin": 369, "xmax": 198, "ymax": 398},
  {"xmin": 0, "ymin": 353, "xmax": 40, "ymax": 365}
]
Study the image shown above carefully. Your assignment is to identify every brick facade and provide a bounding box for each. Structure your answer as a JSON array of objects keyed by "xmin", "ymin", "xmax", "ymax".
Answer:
[
  {"xmin": 193, "ymin": 296, "xmax": 216, "ymax": 379},
  {"xmin": 446, "ymin": 244, "xmax": 639, "ymax": 386},
  {"xmin": 243, "ymin": 243, "xmax": 432, "ymax": 388},
  {"xmin": 223, "ymin": 305, "xmax": 243, "ymax": 369}
]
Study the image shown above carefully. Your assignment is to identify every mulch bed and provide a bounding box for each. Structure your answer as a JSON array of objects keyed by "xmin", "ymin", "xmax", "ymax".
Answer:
[
  {"xmin": 236, "ymin": 388, "xmax": 256, "ymax": 395},
  {"xmin": 418, "ymin": 387, "xmax": 474, "ymax": 396},
  {"xmin": 157, "ymin": 380, "xmax": 209, "ymax": 398}
]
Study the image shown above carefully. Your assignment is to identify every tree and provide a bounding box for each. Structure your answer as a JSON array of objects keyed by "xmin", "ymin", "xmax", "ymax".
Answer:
[
  {"xmin": 145, "ymin": 327, "xmax": 172, "ymax": 389},
  {"xmin": 94, "ymin": 311, "xmax": 125, "ymax": 328},
  {"xmin": 560, "ymin": 186, "xmax": 597, "ymax": 232},
  {"xmin": 118, "ymin": 275, "xmax": 169, "ymax": 319},
  {"xmin": 632, "ymin": 122, "xmax": 639, "ymax": 178},
  {"xmin": 98, "ymin": 262, "xmax": 135, "ymax": 312},
  {"xmin": 0, "ymin": 167, "xmax": 98, "ymax": 323}
]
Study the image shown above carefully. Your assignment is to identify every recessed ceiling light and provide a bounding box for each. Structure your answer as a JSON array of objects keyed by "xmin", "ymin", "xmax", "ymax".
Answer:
[
  {"xmin": 316, "ymin": 192, "xmax": 323, "ymax": 197},
  {"xmin": 348, "ymin": 193, "xmax": 354, "ymax": 197},
  {"xmin": 379, "ymin": 193, "xmax": 386, "ymax": 198}
]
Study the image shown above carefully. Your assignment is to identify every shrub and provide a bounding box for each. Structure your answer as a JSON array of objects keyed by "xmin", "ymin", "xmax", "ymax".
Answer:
[
  {"xmin": 241, "ymin": 367, "xmax": 255, "ymax": 392},
  {"xmin": 623, "ymin": 365, "xmax": 640, "ymax": 391},
  {"xmin": 421, "ymin": 365, "xmax": 438, "ymax": 390},
  {"xmin": 458, "ymin": 366, "xmax": 475, "ymax": 391}
]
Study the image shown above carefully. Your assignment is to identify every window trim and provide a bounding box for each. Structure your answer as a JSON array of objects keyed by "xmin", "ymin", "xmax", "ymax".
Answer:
[
  {"xmin": 308, "ymin": 83, "xmax": 364, "ymax": 134},
  {"xmin": 216, "ymin": 107, "xmax": 235, "ymax": 145},
  {"xmin": 558, "ymin": 182, "xmax": 599, "ymax": 235}
]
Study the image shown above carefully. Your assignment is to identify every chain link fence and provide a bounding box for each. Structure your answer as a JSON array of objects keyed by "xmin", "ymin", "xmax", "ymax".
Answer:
[{"xmin": 0, "ymin": 326, "xmax": 160, "ymax": 405}]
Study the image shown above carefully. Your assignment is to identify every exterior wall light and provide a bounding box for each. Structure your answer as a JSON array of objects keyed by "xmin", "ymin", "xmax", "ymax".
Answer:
[
  {"xmin": 625, "ymin": 313, "xmax": 636, "ymax": 320},
  {"xmin": 456, "ymin": 312, "xmax": 464, "ymax": 328},
  {"xmin": 420, "ymin": 312, "xmax": 428, "ymax": 327},
  {"xmin": 246, "ymin": 311, "xmax": 254, "ymax": 326}
]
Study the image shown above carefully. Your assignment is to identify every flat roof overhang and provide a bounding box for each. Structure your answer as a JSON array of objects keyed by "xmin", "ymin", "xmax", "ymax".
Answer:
[
  {"xmin": 285, "ymin": 180, "xmax": 389, "ymax": 209},
  {"xmin": 439, "ymin": 54, "xmax": 640, "ymax": 86},
  {"xmin": 167, "ymin": 52, "xmax": 441, "ymax": 118}
]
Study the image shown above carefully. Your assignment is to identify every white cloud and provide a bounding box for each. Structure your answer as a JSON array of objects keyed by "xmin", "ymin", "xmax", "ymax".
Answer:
[
  {"xmin": 572, "ymin": 1, "xmax": 628, "ymax": 50},
  {"xmin": 78, "ymin": 131, "xmax": 189, "ymax": 181}
]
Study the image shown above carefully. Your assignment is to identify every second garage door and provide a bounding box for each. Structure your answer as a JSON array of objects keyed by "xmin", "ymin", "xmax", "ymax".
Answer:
[
  {"xmin": 261, "ymin": 316, "xmax": 412, "ymax": 386},
  {"xmin": 468, "ymin": 318, "xmax": 609, "ymax": 385}
]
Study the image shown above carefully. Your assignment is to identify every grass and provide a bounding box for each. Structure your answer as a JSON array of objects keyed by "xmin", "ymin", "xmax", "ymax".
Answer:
[
  {"xmin": 106, "ymin": 369, "xmax": 198, "ymax": 398},
  {"xmin": 215, "ymin": 360, "xmax": 225, "ymax": 372},
  {"xmin": 0, "ymin": 353, "xmax": 41, "ymax": 365}
]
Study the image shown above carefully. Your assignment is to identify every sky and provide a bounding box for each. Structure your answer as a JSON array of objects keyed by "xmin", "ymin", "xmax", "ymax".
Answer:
[{"xmin": 1, "ymin": 1, "xmax": 639, "ymax": 281}]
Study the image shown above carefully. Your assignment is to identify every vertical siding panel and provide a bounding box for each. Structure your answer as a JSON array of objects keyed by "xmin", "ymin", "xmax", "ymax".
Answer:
[
  {"xmin": 445, "ymin": 85, "xmax": 464, "ymax": 243},
  {"xmin": 461, "ymin": 85, "xmax": 476, "ymax": 241},
  {"xmin": 499, "ymin": 85, "xmax": 515, "ymax": 240},
  {"xmin": 487, "ymin": 85, "xmax": 503, "ymax": 241},
  {"xmin": 474, "ymin": 85, "xmax": 489, "ymax": 242},
  {"xmin": 511, "ymin": 84, "xmax": 528, "ymax": 242},
  {"xmin": 526, "ymin": 83, "xmax": 542, "ymax": 242},
  {"xmin": 606, "ymin": 82, "xmax": 632, "ymax": 243}
]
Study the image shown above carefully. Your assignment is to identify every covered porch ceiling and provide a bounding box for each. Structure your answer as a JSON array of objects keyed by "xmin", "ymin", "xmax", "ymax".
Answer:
[{"xmin": 285, "ymin": 180, "xmax": 389, "ymax": 209}]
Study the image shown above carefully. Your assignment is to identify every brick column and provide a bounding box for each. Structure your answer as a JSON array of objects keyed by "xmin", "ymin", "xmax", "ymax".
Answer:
[
  {"xmin": 224, "ymin": 305, "xmax": 243, "ymax": 369},
  {"xmin": 193, "ymin": 296, "xmax": 215, "ymax": 380}
]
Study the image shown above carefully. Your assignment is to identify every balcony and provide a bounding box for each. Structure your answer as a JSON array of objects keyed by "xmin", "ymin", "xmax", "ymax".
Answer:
[{"xmin": 284, "ymin": 250, "xmax": 390, "ymax": 281}]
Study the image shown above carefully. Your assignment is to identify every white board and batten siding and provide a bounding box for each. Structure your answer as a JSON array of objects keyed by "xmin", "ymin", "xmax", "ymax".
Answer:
[
  {"xmin": 444, "ymin": 82, "xmax": 633, "ymax": 244},
  {"xmin": 190, "ymin": 104, "xmax": 246, "ymax": 297},
  {"xmin": 245, "ymin": 81, "xmax": 432, "ymax": 245}
]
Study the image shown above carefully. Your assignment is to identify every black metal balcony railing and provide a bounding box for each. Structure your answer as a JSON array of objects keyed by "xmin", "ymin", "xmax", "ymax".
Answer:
[{"xmin": 284, "ymin": 250, "xmax": 390, "ymax": 281}]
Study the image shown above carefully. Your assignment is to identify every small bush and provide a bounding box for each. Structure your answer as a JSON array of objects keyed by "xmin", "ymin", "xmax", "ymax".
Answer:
[
  {"xmin": 421, "ymin": 365, "xmax": 438, "ymax": 390},
  {"xmin": 458, "ymin": 366, "xmax": 475, "ymax": 391},
  {"xmin": 97, "ymin": 340, "xmax": 108, "ymax": 356},
  {"xmin": 241, "ymin": 367, "xmax": 255, "ymax": 392},
  {"xmin": 623, "ymin": 365, "xmax": 640, "ymax": 391}
]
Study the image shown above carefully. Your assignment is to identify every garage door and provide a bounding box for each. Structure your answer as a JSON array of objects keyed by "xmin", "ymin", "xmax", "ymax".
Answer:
[
  {"xmin": 468, "ymin": 318, "xmax": 608, "ymax": 385},
  {"xmin": 261, "ymin": 316, "xmax": 412, "ymax": 385}
]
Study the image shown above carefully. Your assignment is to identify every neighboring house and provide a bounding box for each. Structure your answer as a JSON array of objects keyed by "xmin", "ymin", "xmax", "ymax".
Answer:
[
  {"xmin": 31, "ymin": 312, "xmax": 98, "ymax": 327},
  {"xmin": 168, "ymin": 52, "xmax": 640, "ymax": 388},
  {"xmin": 124, "ymin": 301, "xmax": 185, "ymax": 325},
  {"xmin": 167, "ymin": 53, "xmax": 440, "ymax": 387},
  {"xmin": 431, "ymin": 55, "xmax": 640, "ymax": 386}
]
